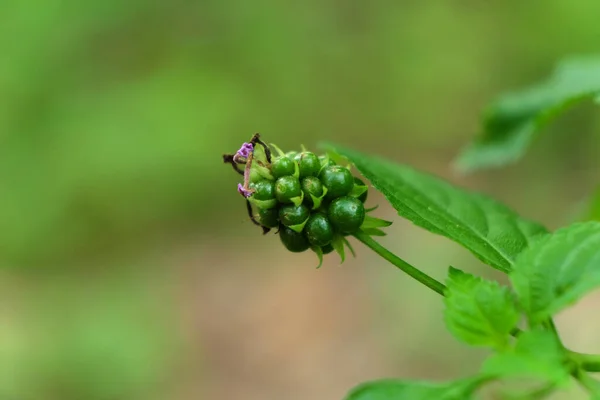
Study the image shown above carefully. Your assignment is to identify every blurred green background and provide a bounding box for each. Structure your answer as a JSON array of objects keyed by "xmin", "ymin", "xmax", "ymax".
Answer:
[{"xmin": 2, "ymin": 1, "xmax": 600, "ymax": 399}]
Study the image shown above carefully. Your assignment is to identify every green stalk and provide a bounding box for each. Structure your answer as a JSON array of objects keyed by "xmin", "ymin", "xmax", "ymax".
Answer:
[
  {"xmin": 353, "ymin": 230, "xmax": 446, "ymax": 296},
  {"xmin": 568, "ymin": 350, "xmax": 600, "ymax": 372},
  {"xmin": 574, "ymin": 369, "xmax": 600, "ymax": 398},
  {"xmin": 354, "ymin": 229, "xmax": 600, "ymax": 393}
]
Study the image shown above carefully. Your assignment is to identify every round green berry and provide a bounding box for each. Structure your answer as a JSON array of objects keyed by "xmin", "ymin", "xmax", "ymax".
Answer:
[
  {"xmin": 271, "ymin": 156, "xmax": 296, "ymax": 178},
  {"xmin": 304, "ymin": 213, "xmax": 334, "ymax": 247},
  {"xmin": 321, "ymin": 244, "xmax": 334, "ymax": 254},
  {"xmin": 354, "ymin": 177, "xmax": 368, "ymax": 203},
  {"xmin": 301, "ymin": 176, "xmax": 324, "ymax": 207},
  {"xmin": 294, "ymin": 152, "xmax": 321, "ymax": 178},
  {"xmin": 328, "ymin": 196, "xmax": 365, "ymax": 234},
  {"xmin": 279, "ymin": 225, "xmax": 310, "ymax": 253},
  {"xmin": 320, "ymin": 165, "xmax": 354, "ymax": 199},
  {"xmin": 250, "ymin": 180, "xmax": 276, "ymax": 201},
  {"xmin": 258, "ymin": 207, "xmax": 279, "ymax": 228},
  {"xmin": 286, "ymin": 151, "xmax": 298, "ymax": 160},
  {"xmin": 279, "ymin": 204, "xmax": 310, "ymax": 227},
  {"xmin": 275, "ymin": 176, "xmax": 302, "ymax": 204}
]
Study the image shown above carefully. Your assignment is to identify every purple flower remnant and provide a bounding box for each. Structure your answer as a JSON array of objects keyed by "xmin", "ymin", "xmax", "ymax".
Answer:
[
  {"xmin": 237, "ymin": 183, "xmax": 253, "ymax": 198},
  {"xmin": 233, "ymin": 142, "xmax": 253, "ymax": 163}
]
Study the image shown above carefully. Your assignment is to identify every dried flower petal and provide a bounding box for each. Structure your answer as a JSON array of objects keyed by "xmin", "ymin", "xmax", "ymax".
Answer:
[
  {"xmin": 237, "ymin": 183, "xmax": 253, "ymax": 198},
  {"xmin": 233, "ymin": 142, "xmax": 253, "ymax": 162}
]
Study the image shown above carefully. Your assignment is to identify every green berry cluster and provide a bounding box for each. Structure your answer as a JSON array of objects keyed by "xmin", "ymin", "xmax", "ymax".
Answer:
[
  {"xmin": 224, "ymin": 134, "xmax": 388, "ymax": 267},
  {"xmin": 254, "ymin": 148, "xmax": 369, "ymax": 247}
]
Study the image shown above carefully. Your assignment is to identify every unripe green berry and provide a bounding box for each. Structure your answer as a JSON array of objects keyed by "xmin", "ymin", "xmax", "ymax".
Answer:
[
  {"xmin": 304, "ymin": 213, "xmax": 334, "ymax": 247},
  {"xmin": 286, "ymin": 151, "xmax": 298, "ymax": 160},
  {"xmin": 354, "ymin": 177, "xmax": 368, "ymax": 203},
  {"xmin": 271, "ymin": 156, "xmax": 296, "ymax": 178},
  {"xmin": 321, "ymin": 244, "xmax": 334, "ymax": 254},
  {"xmin": 279, "ymin": 225, "xmax": 310, "ymax": 253},
  {"xmin": 294, "ymin": 151, "xmax": 321, "ymax": 178},
  {"xmin": 275, "ymin": 176, "xmax": 302, "ymax": 204},
  {"xmin": 257, "ymin": 207, "xmax": 279, "ymax": 228},
  {"xmin": 250, "ymin": 180, "xmax": 276, "ymax": 201},
  {"xmin": 301, "ymin": 176, "xmax": 324, "ymax": 207},
  {"xmin": 279, "ymin": 204, "xmax": 310, "ymax": 227},
  {"xmin": 328, "ymin": 196, "xmax": 365, "ymax": 234},
  {"xmin": 320, "ymin": 165, "xmax": 354, "ymax": 199}
]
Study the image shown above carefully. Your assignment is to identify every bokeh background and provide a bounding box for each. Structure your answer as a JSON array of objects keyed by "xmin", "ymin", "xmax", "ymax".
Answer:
[{"xmin": 2, "ymin": 1, "xmax": 600, "ymax": 399}]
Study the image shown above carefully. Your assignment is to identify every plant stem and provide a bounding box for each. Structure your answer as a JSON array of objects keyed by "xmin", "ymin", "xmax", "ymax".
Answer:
[
  {"xmin": 354, "ymin": 230, "xmax": 600, "ymax": 392},
  {"xmin": 568, "ymin": 350, "xmax": 600, "ymax": 372},
  {"xmin": 574, "ymin": 369, "xmax": 600, "ymax": 398},
  {"xmin": 353, "ymin": 231, "xmax": 530, "ymax": 337},
  {"xmin": 353, "ymin": 231, "xmax": 446, "ymax": 296}
]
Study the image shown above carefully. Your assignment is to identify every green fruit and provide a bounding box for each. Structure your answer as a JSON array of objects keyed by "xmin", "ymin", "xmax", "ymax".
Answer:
[
  {"xmin": 271, "ymin": 156, "xmax": 296, "ymax": 178},
  {"xmin": 279, "ymin": 225, "xmax": 310, "ymax": 253},
  {"xmin": 258, "ymin": 207, "xmax": 279, "ymax": 228},
  {"xmin": 354, "ymin": 177, "xmax": 368, "ymax": 203},
  {"xmin": 279, "ymin": 204, "xmax": 310, "ymax": 227},
  {"xmin": 250, "ymin": 180, "xmax": 276, "ymax": 201},
  {"xmin": 294, "ymin": 152, "xmax": 321, "ymax": 178},
  {"xmin": 321, "ymin": 244, "xmax": 334, "ymax": 254},
  {"xmin": 286, "ymin": 151, "xmax": 298, "ymax": 160},
  {"xmin": 301, "ymin": 176, "xmax": 324, "ymax": 207},
  {"xmin": 320, "ymin": 165, "xmax": 354, "ymax": 199},
  {"xmin": 275, "ymin": 176, "xmax": 302, "ymax": 204},
  {"xmin": 304, "ymin": 213, "xmax": 334, "ymax": 247},
  {"xmin": 328, "ymin": 196, "xmax": 365, "ymax": 233}
]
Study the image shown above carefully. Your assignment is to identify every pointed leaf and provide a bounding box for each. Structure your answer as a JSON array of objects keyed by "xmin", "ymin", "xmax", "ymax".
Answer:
[
  {"xmin": 312, "ymin": 246, "xmax": 324, "ymax": 269},
  {"xmin": 322, "ymin": 144, "xmax": 548, "ymax": 273},
  {"xmin": 455, "ymin": 57, "xmax": 600, "ymax": 172},
  {"xmin": 345, "ymin": 376, "xmax": 487, "ymax": 400},
  {"xmin": 349, "ymin": 184, "xmax": 369, "ymax": 198},
  {"xmin": 361, "ymin": 215, "xmax": 393, "ymax": 229},
  {"xmin": 365, "ymin": 205, "xmax": 379, "ymax": 213},
  {"xmin": 444, "ymin": 267, "xmax": 520, "ymax": 349},
  {"xmin": 331, "ymin": 235, "xmax": 346, "ymax": 263},
  {"xmin": 290, "ymin": 192, "xmax": 304, "ymax": 207},
  {"xmin": 309, "ymin": 186, "xmax": 328, "ymax": 210},
  {"xmin": 288, "ymin": 217, "xmax": 309, "ymax": 233},
  {"xmin": 248, "ymin": 197, "xmax": 277, "ymax": 210},
  {"xmin": 510, "ymin": 221, "xmax": 600, "ymax": 323},
  {"xmin": 482, "ymin": 330, "xmax": 570, "ymax": 386},
  {"xmin": 269, "ymin": 143, "xmax": 286, "ymax": 157},
  {"xmin": 360, "ymin": 227, "xmax": 387, "ymax": 237},
  {"xmin": 342, "ymin": 237, "xmax": 356, "ymax": 258}
]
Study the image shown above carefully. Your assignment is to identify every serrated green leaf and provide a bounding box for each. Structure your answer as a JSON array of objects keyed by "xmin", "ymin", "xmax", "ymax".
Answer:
[
  {"xmin": 482, "ymin": 330, "xmax": 570, "ymax": 386},
  {"xmin": 345, "ymin": 376, "xmax": 487, "ymax": 400},
  {"xmin": 322, "ymin": 144, "xmax": 548, "ymax": 273},
  {"xmin": 455, "ymin": 57, "xmax": 600, "ymax": 172},
  {"xmin": 510, "ymin": 221, "xmax": 600, "ymax": 323},
  {"xmin": 444, "ymin": 267, "xmax": 520, "ymax": 349}
]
